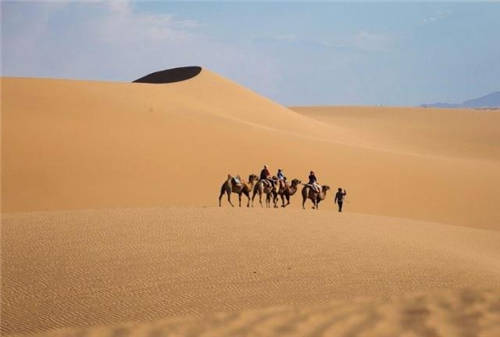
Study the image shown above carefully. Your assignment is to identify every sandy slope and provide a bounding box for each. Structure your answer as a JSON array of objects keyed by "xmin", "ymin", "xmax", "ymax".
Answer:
[
  {"xmin": 3, "ymin": 207, "xmax": 500, "ymax": 336},
  {"xmin": 291, "ymin": 106, "xmax": 500, "ymax": 161},
  {"xmin": 2, "ymin": 72, "xmax": 500, "ymax": 229},
  {"xmin": 2, "ymin": 70, "xmax": 500, "ymax": 336}
]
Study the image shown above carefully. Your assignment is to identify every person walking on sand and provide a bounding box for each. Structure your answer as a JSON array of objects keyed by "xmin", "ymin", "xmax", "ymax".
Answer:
[{"xmin": 334, "ymin": 188, "xmax": 347, "ymax": 212}]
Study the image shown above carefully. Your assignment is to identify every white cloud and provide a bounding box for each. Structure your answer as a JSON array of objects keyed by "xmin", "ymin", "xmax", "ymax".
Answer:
[
  {"xmin": 1, "ymin": 0, "xmax": 281, "ymax": 96},
  {"xmin": 351, "ymin": 31, "xmax": 394, "ymax": 52},
  {"xmin": 2, "ymin": 1, "xmax": 202, "ymax": 78},
  {"xmin": 92, "ymin": 1, "xmax": 198, "ymax": 43},
  {"xmin": 423, "ymin": 9, "xmax": 452, "ymax": 24}
]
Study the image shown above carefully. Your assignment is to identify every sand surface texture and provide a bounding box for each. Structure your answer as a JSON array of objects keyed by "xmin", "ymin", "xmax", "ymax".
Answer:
[
  {"xmin": 3, "ymin": 208, "xmax": 500, "ymax": 336},
  {"xmin": 2, "ymin": 69, "xmax": 500, "ymax": 336}
]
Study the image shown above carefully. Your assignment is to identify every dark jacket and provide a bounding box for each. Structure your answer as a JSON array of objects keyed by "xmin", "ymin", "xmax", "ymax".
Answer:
[
  {"xmin": 335, "ymin": 191, "xmax": 346, "ymax": 203},
  {"xmin": 308, "ymin": 174, "xmax": 317, "ymax": 184}
]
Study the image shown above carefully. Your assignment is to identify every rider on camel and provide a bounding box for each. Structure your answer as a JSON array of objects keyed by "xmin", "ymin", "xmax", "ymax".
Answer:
[
  {"xmin": 308, "ymin": 171, "xmax": 321, "ymax": 193},
  {"xmin": 260, "ymin": 165, "xmax": 275, "ymax": 189},
  {"xmin": 277, "ymin": 169, "xmax": 286, "ymax": 191}
]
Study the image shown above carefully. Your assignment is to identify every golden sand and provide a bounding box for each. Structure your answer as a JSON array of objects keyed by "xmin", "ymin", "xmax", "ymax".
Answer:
[
  {"xmin": 3, "ymin": 208, "xmax": 500, "ymax": 336},
  {"xmin": 2, "ymin": 70, "xmax": 499, "ymax": 336}
]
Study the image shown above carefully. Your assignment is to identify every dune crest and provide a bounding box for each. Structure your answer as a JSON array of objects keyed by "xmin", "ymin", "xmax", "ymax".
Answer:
[
  {"xmin": 133, "ymin": 66, "xmax": 202, "ymax": 84},
  {"xmin": 2, "ymin": 71, "xmax": 500, "ymax": 230}
]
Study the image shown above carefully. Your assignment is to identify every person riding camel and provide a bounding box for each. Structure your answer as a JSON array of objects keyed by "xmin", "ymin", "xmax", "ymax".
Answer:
[
  {"xmin": 260, "ymin": 165, "xmax": 275, "ymax": 188},
  {"xmin": 232, "ymin": 175, "xmax": 242, "ymax": 186},
  {"xmin": 277, "ymin": 169, "xmax": 286, "ymax": 191},
  {"xmin": 308, "ymin": 171, "xmax": 321, "ymax": 193}
]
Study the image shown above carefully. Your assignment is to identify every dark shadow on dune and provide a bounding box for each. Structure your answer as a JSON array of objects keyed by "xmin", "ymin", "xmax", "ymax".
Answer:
[{"xmin": 133, "ymin": 66, "xmax": 202, "ymax": 84}]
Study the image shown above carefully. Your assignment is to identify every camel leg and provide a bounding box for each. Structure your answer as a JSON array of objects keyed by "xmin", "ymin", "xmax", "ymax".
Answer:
[
  {"xmin": 238, "ymin": 193, "xmax": 242, "ymax": 207},
  {"xmin": 219, "ymin": 186, "xmax": 225, "ymax": 207},
  {"xmin": 273, "ymin": 192, "xmax": 278, "ymax": 208},
  {"xmin": 243, "ymin": 190, "xmax": 251, "ymax": 207},
  {"xmin": 280, "ymin": 194, "xmax": 285, "ymax": 207},
  {"xmin": 227, "ymin": 191, "xmax": 234, "ymax": 207},
  {"xmin": 259, "ymin": 191, "xmax": 263, "ymax": 207},
  {"xmin": 284, "ymin": 195, "xmax": 290, "ymax": 207},
  {"xmin": 268, "ymin": 192, "xmax": 274, "ymax": 208}
]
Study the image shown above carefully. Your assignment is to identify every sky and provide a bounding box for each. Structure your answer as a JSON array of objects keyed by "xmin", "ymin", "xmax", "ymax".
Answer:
[{"xmin": 2, "ymin": 1, "xmax": 500, "ymax": 106}]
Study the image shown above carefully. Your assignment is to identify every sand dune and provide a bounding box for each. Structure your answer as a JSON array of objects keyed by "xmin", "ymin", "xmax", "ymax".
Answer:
[
  {"xmin": 2, "ymin": 69, "xmax": 500, "ymax": 336},
  {"xmin": 2, "ymin": 70, "xmax": 500, "ymax": 229},
  {"xmin": 3, "ymin": 208, "xmax": 500, "ymax": 336},
  {"xmin": 292, "ymin": 105, "xmax": 500, "ymax": 160}
]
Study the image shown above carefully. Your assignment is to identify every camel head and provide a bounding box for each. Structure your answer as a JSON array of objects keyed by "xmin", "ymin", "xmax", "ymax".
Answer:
[
  {"xmin": 248, "ymin": 174, "xmax": 258, "ymax": 182},
  {"xmin": 290, "ymin": 179, "xmax": 301, "ymax": 187},
  {"xmin": 322, "ymin": 185, "xmax": 330, "ymax": 193}
]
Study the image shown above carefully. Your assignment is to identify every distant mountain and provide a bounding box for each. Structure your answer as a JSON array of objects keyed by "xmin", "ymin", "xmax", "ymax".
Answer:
[
  {"xmin": 462, "ymin": 91, "xmax": 500, "ymax": 108},
  {"xmin": 422, "ymin": 91, "xmax": 500, "ymax": 108}
]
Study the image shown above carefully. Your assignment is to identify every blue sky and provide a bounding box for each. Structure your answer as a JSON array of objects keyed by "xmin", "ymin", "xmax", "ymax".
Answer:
[{"xmin": 2, "ymin": 1, "xmax": 499, "ymax": 106}]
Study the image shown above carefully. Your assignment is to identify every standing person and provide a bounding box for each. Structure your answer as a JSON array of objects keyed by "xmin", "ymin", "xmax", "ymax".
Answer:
[{"xmin": 334, "ymin": 188, "xmax": 347, "ymax": 212}]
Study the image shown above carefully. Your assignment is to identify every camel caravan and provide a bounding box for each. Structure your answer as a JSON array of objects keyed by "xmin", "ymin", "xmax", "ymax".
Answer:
[{"xmin": 219, "ymin": 165, "xmax": 331, "ymax": 209}]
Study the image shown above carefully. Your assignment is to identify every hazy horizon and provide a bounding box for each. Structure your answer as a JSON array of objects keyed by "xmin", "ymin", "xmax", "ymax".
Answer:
[{"xmin": 2, "ymin": 1, "xmax": 499, "ymax": 106}]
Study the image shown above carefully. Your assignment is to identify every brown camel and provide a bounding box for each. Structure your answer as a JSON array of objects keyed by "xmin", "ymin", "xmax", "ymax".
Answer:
[
  {"xmin": 219, "ymin": 174, "xmax": 258, "ymax": 207},
  {"xmin": 302, "ymin": 185, "xmax": 330, "ymax": 210},
  {"xmin": 275, "ymin": 178, "xmax": 301, "ymax": 207},
  {"xmin": 252, "ymin": 177, "xmax": 278, "ymax": 208}
]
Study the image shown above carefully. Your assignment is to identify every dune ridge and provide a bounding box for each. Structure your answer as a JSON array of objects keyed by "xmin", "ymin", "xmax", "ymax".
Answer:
[
  {"xmin": 133, "ymin": 66, "xmax": 202, "ymax": 84},
  {"xmin": 2, "ymin": 72, "xmax": 500, "ymax": 229}
]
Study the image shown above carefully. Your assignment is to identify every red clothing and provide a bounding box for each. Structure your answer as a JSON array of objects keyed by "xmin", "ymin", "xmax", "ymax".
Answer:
[{"xmin": 260, "ymin": 168, "xmax": 270, "ymax": 180}]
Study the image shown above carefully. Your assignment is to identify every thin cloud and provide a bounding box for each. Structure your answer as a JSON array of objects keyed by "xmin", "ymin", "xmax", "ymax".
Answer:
[{"xmin": 351, "ymin": 31, "xmax": 394, "ymax": 52}]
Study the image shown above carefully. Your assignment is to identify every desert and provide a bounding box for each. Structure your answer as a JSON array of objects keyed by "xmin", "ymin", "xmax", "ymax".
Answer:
[{"xmin": 2, "ymin": 66, "xmax": 500, "ymax": 336}]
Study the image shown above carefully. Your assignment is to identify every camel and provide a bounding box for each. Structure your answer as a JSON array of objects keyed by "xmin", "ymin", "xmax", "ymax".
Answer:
[
  {"xmin": 219, "ymin": 174, "xmax": 258, "ymax": 207},
  {"xmin": 275, "ymin": 179, "xmax": 301, "ymax": 207},
  {"xmin": 252, "ymin": 177, "xmax": 278, "ymax": 208},
  {"xmin": 302, "ymin": 184, "xmax": 330, "ymax": 210}
]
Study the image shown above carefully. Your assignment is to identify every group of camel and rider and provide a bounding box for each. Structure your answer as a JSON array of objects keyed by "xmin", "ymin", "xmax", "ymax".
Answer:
[{"xmin": 219, "ymin": 165, "xmax": 347, "ymax": 210}]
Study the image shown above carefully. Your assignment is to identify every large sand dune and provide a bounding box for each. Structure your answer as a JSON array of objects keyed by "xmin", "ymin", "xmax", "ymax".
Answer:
[
  {"xmin": 2, "ymin": 70, "xmax": 500, "ymax": 229},
  {"xmin": 2, "ymin": 69, "xmax": 500, "ymax": 336}
]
